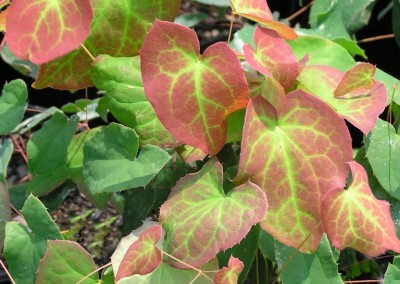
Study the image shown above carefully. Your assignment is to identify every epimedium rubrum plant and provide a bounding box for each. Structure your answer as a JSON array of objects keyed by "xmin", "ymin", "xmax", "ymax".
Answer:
[{"xmin": 1, "ymin": 0, "xmax": 400, "ymax": 283}]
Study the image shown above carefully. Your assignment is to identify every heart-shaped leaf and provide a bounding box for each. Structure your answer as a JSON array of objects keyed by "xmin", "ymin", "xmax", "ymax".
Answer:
[
  {"xmin": 334, "ymin": 63, "xmax": 376, "ymax": 97},
  {"xmin": 297, "ymin": 65, "xmax": 386, "ymax": 134},
  {"xmin": 230, "ymin": 0, "xmax": 297, "ymax": 40},
  {"xmin": 33, "ymin": 0, "xmax": 181, "ymax": 89},
  {"xmin": 36, "ymin": 240, "xmax": 98, "ymax": 284},
  {"xmin": 0, "ymin": 79, "xmax": 27, "ymax": 135},
  {"xmin": 5, "ymin": 0, "xmax": 93, "ymax": 64},
  {"xmin": 115, "ymin": 225, "xmax": 162, "ymax": 281},
  {"xmin": 160, "ymin": 158, "xmax": 267, "ymax": 268},
  {"xmin": 140, "ymin": 20, "xmax": 249, "ymax": 155},
  {"xmin": 83, "ymin": 123, "xmax": 171, "ymax": 194},
  {"xmin": 235, "ymin": 91, "xmax": 352, "ymax": 252},
  {"xmin": 321, "ymin": 161, "xmax": 400, "ymax": 256},
  {"xmin": 214, "ymin": 256, "xmax": 244, "ymax": 284},
  {"xmin": 243, "ymin": 26, "xmax": 298, "ymax": 90}
]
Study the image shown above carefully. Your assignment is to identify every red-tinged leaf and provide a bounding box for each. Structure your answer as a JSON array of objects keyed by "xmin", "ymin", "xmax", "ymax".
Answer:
[
  {"xmin": 160, "ymin": 158, "xmax": 267, "ymax": 268},
  {"xmin": 115, "ymin": 225, "xmax": 162, "ymax": 281},
  {"xmin": 214, "ymin": 256, "xmax": 244, "ymax": 284},
  {"xmin": 334, "ymin": 63, "xmax": 376, "ymax": 97},
  {"xmin": 140, "ymin": 20, "xmax": 249, "ymax": 156},
  {"xmin": 176, "ymin": 145, "xmax": 207, "ymax": 163},
  {"xmin": 0, "ymin": 6, "xmax": 8, "ymax": 32},
  {"xmin": 297, "ymin": 65, "xmax": 386, "ymax": 134},
  {"xmin": 321, "ymin": 161, "xmax": 400, "ymax": 256},
  {"xmin": 253, "ymin": 76, "xmax": 286, "ymax": 111},
  {"xmin": 33, "ymin": 0, "xmax": 181, "ymax": 89},
  {"xmin": 230, "ymin": 0, "xmax": 297, "ymax": 40},
  {"xmin": 244, "ymin": 26, "xmax": 299, "ymax": 90},
  {"xmin": 235, "ymin": 91, "xmax": 352, "ymax": 253},
  {"xmin": 5, "ymin": 0, "xmax": 93, "ymax": 64}
]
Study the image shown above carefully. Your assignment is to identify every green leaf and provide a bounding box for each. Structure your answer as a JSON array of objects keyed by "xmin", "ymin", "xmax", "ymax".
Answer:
[
  {"xmin": 193, "ymin": 0, "xmax": 230, "ymax": 6},
  {"xmin": 4, "ymin": 222, "xmax": 43, "ymax": 284},
  {"xmin": 288, "ymin": 35, "xmax": 355, "ymax": 71},
  {"xmin": 28, "ymin": 112, "xmax": 79, "ymax": 175},
  {"xmin": 218, "ymin": 225, "xmax": 260, "ymax": 284},
  {"xmin": 33, "ymin": 0, "xmax": 182, "ymax": 89},
  {"xmin": 394, "ymin": 0, "xmax": 400, "ymax": 48},
  {"xmin": 385, "ymin": 256, "xmax": 400, "ymax": 283},
  {"xmin": 0, "ymin": 79, "xmax": 28, "ymax": 135},
  {"xmin": 274, "ymin": 235, "xmax": 342, "ymax": 284},
  {"xmin": 259, "ymin": 230, "xmax": 275, "ymax": 261},
  {"xmin": 83, "ymin": 123, "xmax": 171, "ymax": 193},
  {"xmin": 365, "ymin": 119, "xmax": 400, "ymax": 199},
  {"xmin": 160, "ymin": 158, "xmax": 267, "ymax": 268},
  {"xmin": 0, "ymin": 43, "xmax": 38, "ymax": 79},
  {"xmin": 0, "ymin": 138, "xmax": 13, "ymax": 183},
  {"xmin": 90, "ymin": 54, "xmax": 177, "ymax": 147},
  {"xmin": 36, "ymin": 240, "xmax": 98, "ymax": 284},
  {"xmin": 0, "ymin": 182, "xmax": 10, "ymax": 253},
  {"xmin": 22, "ymin": 195, "xmax": 63, "ymax": 240},
  {"xmin": 122, "ymin": 187, "xmax": 155, "ymax": 235},
  {"xmin": 174, "ymin": 12, "xmax": 208, "ymax": 27}
]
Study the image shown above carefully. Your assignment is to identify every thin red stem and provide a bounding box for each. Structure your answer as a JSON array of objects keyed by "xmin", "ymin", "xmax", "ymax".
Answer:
[{"xmin": 10, "ymin": 135, "xmax": 28, "ymax": 164}]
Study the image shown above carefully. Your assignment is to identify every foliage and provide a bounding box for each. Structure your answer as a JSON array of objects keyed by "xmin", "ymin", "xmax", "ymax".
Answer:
[{"xmin": 0, "ymin": 0, "xmax": 400, "ymax": 283}]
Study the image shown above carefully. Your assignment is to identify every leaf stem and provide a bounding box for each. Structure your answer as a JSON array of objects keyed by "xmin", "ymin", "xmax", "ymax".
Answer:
[
  {"xmin": 162, "ymin": 251, "xmax": 214, "ymax": 282},
  {"xmin": 75, "ymin": 262, "xmax": 111, "ymax": 284},
  {"xmin": 80, "ymin": 43, "xmax": 95, "ymax": 61},
  {"xmin": 387, "ymin": 81, "xmax": 400, "ymax": 125},
  {"xmin": 10, "ymin": 135, "xmax": 28, "ymax": 164},
  {"xmin": 0, "ymin": 259, "xmax": 15, "ymax": 284},
  {"xmin": 343, "ymin": 280, "xmax": 383, "ymax": 283},
  {"xmin": 286, "ymin": 1, "xmax": 314, "ymax": 22},
  {"xmin": 357, "ymin": 34, "xmax": 394, "ymax": 44},
  {"xmin": 227, "ymin": 12, "xmax": 235, "ymax": 43}
]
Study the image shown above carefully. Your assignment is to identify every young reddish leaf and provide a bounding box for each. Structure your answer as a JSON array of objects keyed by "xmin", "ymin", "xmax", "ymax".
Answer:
[
  {"xmin": 321, "ymin": 161, "xmax": 400, "ymax": 256},
  {"xmin": 230, "ymin": 0, "xmax": 297, "ymax": 40},
  {"xmin": 115, "ymin": 225, "xmax": 162, "ymax": 282},
  {"xmin": 334, "ymin": 63, "xmax": 376, "ymax": 97},
  {"xmin": 160, "ymin": 158, "xmax": 267, "ymax": 268},
  {"xmin": 297, "ymin": 65, "xmax": 386, "ymax": 134},
  {"xmin": 243, "ymin": 26, "xmax": 299, "ymax": 90},
  {"xmin": 140, "ymin": 20, "xmax": 249, "ymax": 156},
  {"xmin": 235, "ymin": 91, "xmax": 352, "ymax": 252},
  {"xmin": 213, "ymin": 256, "xmax": 244, "ymax": 284},
  {"xmin": 33, "ymin": 0, "xmax": 182, "ymax": 89},
  {"xmin": 176, "ymin": 145, "xmax": 207, "ymax": 163},
  {"xmin": 5, "ymin": 0, "xmax": 93, "ymax": 64}
]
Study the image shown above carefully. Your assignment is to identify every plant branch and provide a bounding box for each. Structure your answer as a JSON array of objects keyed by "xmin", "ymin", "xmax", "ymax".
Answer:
[
  {"xmin": 0, "ymin": 259, "xmax": 15, "ymax": 284},
  {"xmin": 286, "ymin": 1, "xmax": 314, "ymax": 22},
  {"xmin": 10, "ymin": 135, "xmax": 28, "ymax": 164},
  {"xmin": 75, "ymin": 262, "xmax": 111, "ymax": 284},
  {"xmin": 227, "ymin": 11, "xmax": 235, "ymax": 43},
  {"xmin": 357, "ymin": 34, "xmax": 394, "ymax": 43},
  {"xmin": 162, "ymin": 251, "xmax": 214, "ymax": 282},
  {"xmin": 80, "ymin": 43, "xmax": 95, "ymax": 61}
]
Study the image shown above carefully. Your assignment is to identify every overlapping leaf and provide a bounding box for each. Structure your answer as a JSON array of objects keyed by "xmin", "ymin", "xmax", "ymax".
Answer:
[
  {"xmin": 160, "ymin": 158, "xmax": 267, "ymax": 268},
  {"xmin": 243, "ymin": 26, "xmax": 299, "ymax": 91},
  {"xmin": 0, "ymin": 182, "xmax": 10, "ymax": 253},
  {"xmin": 230, "ymin": 0, "xmax": 297, "ymax": 40},
  {"xmin": 0, "ymin": 5, "xmax": 8, "ymax": 32},
  {"xmin": 5, "ymin": 0, "xmax": 93, "ymax": 64},
  {"xmin": 140, "ymin": 20, "xmax": 249, "ymax": 155},
  {"xmin": 297, "ymin": 65, "xmax": 386, "ymax": 134},
  {"xmin": 214, "ymin": 257, "xmax": 244, "ymax": 284},
  {"xmin": 91, "ymin": 54, "xmax": 178, "ymax": 147},
  {"xmin": 321, "ymin": 161, "xmax": 400, "ymax": 256},
  {"xmin": 235, "ymin": 91, "xmax": 352, "ymax": 252},
  {"xmin": 334, "ymin": 63, "xmax": 376, "ymax": 97},
  {"xmin": 83, "ymin": 123, "xmax": 171, "ymax": 194},
  {"xmin": 115, "ymin": 225, "xmax": 162, "ymax": 281},
  {"xmin": 364, "ymin": 119, "xmax": 400, "ymax": 200},
  {"xmin": 33, "ymin": 0, "xmax": 181, "ymax": 89},
  {"xmin": 0, "ymin": 79, "xmax": 28, "ymax": 135},
  {"xmin": 36, "ymin": 240, "xmax": 98, "ymax": 284}
]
